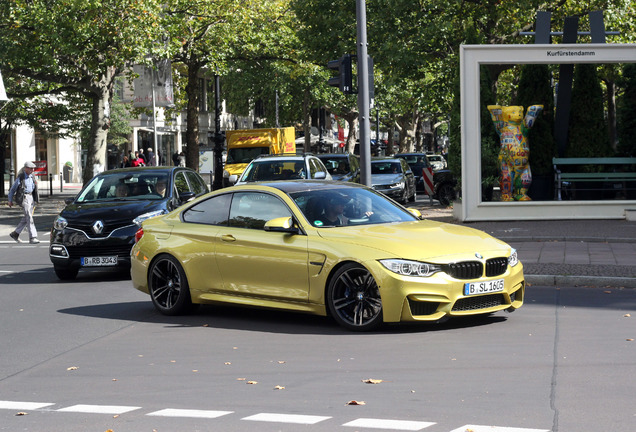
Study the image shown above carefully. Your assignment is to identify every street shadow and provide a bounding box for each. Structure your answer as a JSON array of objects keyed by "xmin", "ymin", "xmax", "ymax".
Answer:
[
  {"xmin": 57, "ymin": 299, "xmax": 508, "ymax": 336},
  {"xmin": 0, "ymin": 266, "xmax": 131, "ymax": 284}
]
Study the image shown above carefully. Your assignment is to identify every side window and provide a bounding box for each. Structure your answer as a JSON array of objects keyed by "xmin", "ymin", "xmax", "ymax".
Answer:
[
  {"xmin": 174, "ymin": 172, "xmax": 189, "ymax": 195},
  {"xmin": 182, "ymin": 194, "xmax": 231, "ymax": 225},
  {"xmin": 185, "ymin": 171, "xmax": 208, "ymax": 195},
  {"xmin": 229, "ymin": 192, "xmax": 292, "ymax": 230},
  {"xmin": 308, "ymin": 158, "xmax": 321, "ymax": 178}
]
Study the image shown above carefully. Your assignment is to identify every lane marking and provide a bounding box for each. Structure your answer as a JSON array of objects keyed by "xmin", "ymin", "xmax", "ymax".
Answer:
[
  {"xmin": 56, "ymin": 404, "xmax": 141, "ymax": 415},
  {"xmin": 343, "ymin": 418, "xmax": 436, "ymax": 430},
  {"xmin": 451, "ymin": 426, "xmax": 550, "ymax": 432},
  {"xmin": 147, "ymin": 408, "xmax": 233, "ymax": 418},
  {"xmin": 0, "ymin": 400, "xmax": 54, "ymax": 410},
  {"xmin": 242, "ymin": 412, "xmax": 331, "ymax": 424}
]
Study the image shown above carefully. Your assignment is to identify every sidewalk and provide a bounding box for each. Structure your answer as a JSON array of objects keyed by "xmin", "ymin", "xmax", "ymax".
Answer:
[{"xmin": 1, "ymin": 182, "xmax": 635, "ymax": 288}]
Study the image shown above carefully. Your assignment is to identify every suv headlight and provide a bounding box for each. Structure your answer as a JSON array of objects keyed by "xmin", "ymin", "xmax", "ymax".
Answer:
[
  {"xmin": 508, "ymin": 248, "xmax": 519, "ymax": 267},
  {"xmin": 380, "ymin": 259, "xmax": 441, "ymax": 277},
  {"xmin": 53, "ymin": 216, "xmax": 68, "ymax": 231},
  {"xmin": 133, "ymin": 210, "xmax": 166, "ymax": 226}
]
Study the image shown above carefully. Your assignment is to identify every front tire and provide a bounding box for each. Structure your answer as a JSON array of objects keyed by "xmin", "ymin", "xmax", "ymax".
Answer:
[
  {"xmin": 436, "ymin": 182, "xmax": 456, "ymax": 206},
  {"xmin": 148, "ymin": 255, "xmax": 194, "ymax": 316},
  {"xmin": 327, "ymin": 263, "xmax": 383, "ymax": 331}
]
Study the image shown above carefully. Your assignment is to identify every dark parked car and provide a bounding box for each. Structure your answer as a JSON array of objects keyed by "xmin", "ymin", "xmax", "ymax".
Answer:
[
  {"xmin": 49, "ymin": 167, "xmax": 209, "ymax": 280},
  {"xmin": 397, "ymin": 152, "xmax": 457, "ymax": 206},
  {"xmin": 315, "ymin": 153, "xmax": 360, "ymax": 183},
  {"xmin": 370, "ymin": 157, "xmax": 416, "ymax": 203}
]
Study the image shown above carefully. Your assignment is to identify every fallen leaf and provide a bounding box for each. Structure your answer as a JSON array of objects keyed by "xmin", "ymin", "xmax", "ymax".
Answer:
[
  {"xmin": 112, "ymin": 378, "xmax": 118, "ymax": 381},
  {"xmin": 247, "ymin": 380, "xmax": 258, "ymax": 385},
  {"xmin": 278, "ymin": 361, "xmax": 286, "ymax": 364},
  {"xmin": 237, "ymin": 378, "xmax": 246, "ymax": 381},
  {"xmin": 67, "ymin": 366, "xmax": 79, "ymax": 371},
  {"xmin": 624, "ymin": 314, "xmax": 631, "ymax": 317},
  {"xmin": 202, "ymin": 324, "xmax": 209, "ymax": 327},
  {"xmin": 627, "ymin": 338, "xmax": 634, "ymax": 342},
  {"xmin": 274, "ymin": 385, "xmax": 285, "ymax": 390},
  {"xmin": 604, "ymin": 290, "xmax": 612, "ymax": 294},
  {"xmin": 192, "ymin": 370, "xmax": 198, "ymax": 372},
  {"xmin": 346, "ymin": 400, "xmax": 366, "ymax": 405},
  {"xmin": 225, "ymin": 362, "xmax": 231, "ymax": 365},
  {"xmin": 113, "ymin": 415, "xmax": 119, "ymax": 418},
  {"xmin": 362, "ymin": 379, "xmax": 383, "ymax": 384},
  {"xmin": 15, "ymin": 412, "xmax": 28, "ymax": 416}
]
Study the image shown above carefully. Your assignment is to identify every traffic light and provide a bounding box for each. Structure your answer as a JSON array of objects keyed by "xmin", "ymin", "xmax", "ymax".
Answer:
[{"xmin": 327, "ymin": 54, "xmax": 353, "ymax": 94}]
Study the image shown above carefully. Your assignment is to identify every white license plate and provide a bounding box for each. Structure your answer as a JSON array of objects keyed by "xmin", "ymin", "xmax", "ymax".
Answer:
[
  {"xmin": 81, "ymin": 256, "xmax": 118, "ymax": 267},
  {"xmin": 464, "ymin": 278, "xmax": 504, "ymax": 296}
]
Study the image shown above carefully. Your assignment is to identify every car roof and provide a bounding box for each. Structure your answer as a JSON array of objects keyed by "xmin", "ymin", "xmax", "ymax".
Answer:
[
  {"xmin": 371, "ymin": 157, "xmax": 403, "ymax": 162},
  {"xmin": 98, "ymin": 166, "xmax": 190, "ymax": 176},
  {"xmin": 231, "ymin": 180, "xmax": 366, "ymax": 194},
  {"xmin": 254, "ymin": 154, "xmax": 316, "ymax": 160}
]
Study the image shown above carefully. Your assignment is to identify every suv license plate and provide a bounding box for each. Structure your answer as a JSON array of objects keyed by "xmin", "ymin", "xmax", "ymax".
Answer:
[
  {"xmin": 464, "ymin": 279, "xmax": 504, "ymax": 296},
  {"xmin": 81, "ymin": 256, "xmax": 118, "ymax": 267}
]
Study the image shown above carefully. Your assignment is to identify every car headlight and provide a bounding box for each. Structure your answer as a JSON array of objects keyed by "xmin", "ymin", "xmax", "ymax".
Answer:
[
  {"xmin": 508, "ymin": 248, "xmax": 519, "ymax": 267},
  {"xmin": 53, "ymin": 216, "xmax": 68, "ymax": 231},
  {"xmin": 380, "ymin": 259, "xmax": 442, "ymax": 277},
  {"xmin": 133, "ymin": 210, "xmax": 166, "ymax": 226},
  {"xmin": 223, "ymin": 169, "xmax": 230, "ymax": 178},
  {"xmin": 390, "ymin": 182, "xmax": 405, "ymax": 189}
]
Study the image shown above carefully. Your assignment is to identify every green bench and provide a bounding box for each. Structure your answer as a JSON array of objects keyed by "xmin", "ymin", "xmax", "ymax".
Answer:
[{"xmin": 553, "ymin": 157, "xmax": 636, "ymax": 200}]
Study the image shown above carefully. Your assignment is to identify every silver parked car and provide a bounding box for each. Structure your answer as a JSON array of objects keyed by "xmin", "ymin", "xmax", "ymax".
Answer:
[
  {"xmin": 231, "ymin": 154, "xmax": 332, "ymax": 185},
  {"xmin": 370, "ymin": 157, "xmax": 416, "ymax": 203}
]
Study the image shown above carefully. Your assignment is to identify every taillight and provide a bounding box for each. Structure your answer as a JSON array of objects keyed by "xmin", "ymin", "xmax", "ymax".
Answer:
[{"xmin": 134, "ymin": 228, "xmax": 144, "ymax": 243}]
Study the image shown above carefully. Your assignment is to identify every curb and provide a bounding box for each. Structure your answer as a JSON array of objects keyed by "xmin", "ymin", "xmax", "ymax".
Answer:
[{"xmin": 526, "ymin": 274, "xmax": 636, "ymax": 289}]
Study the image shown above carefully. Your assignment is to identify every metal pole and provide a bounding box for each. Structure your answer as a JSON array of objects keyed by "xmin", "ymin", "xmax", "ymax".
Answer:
[
  {"xmin": 275, "ymin": 90, "xmax": 280, "ymax": 128},
  {"xmin": 356, "ymin": 0, "xmax": 371, "ymax": 186},
  {"xmin": 213, "ymin": 72, "xmax": 224, "ymax": 190},
  {"xmin": 9, "ymin": 128, "xmax": 15, "ymax": 186}
]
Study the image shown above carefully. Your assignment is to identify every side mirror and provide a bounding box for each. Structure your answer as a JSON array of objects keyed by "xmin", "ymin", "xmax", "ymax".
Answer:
[
  {"xmin": 228, "ymin": 174, "xmax": 238, "ymax": 184},
  {"xmin": 407, "ymin": 208, "xmax": 423, "ymax": 219},
  {"xmin": 64, "ymin": 197, "xmax": 75, "ymax": 205},
  {"xmin": 179, "ymin": 191, "xmax": 196, "ymax": 203},
  {"xmin": 264, "ymin": 217, "xmax": 299, "ymax": 234},
  {"xmin": 314, "ymin": 171, "xmax": 327, "ymax": 180}
]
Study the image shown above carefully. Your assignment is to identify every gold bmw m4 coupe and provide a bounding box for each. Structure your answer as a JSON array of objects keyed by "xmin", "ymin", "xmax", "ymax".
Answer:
[{"xmin": 131, "ymin": 181, "xmax": 524, "ymax": 331}]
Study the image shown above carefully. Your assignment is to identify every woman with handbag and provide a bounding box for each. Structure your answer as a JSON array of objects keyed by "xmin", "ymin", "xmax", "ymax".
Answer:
[{"xmin": 7, "ymin": 161, "xmax": 40, "ymax": 244}]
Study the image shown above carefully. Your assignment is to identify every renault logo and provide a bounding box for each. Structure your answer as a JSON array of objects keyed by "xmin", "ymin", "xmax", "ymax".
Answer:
[
  {"xmin": 92, "ymin": 220, "xmax": 104, "ymax": 234},
  {"xmin": 475, "ymin": 252, "xmax": 483, "ymax": 259}
]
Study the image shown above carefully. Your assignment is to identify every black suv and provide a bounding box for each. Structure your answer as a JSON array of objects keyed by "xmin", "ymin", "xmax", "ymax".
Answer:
[{"xmin": 50, "ymin": 166, "xmax": 209, "ymax": 280}]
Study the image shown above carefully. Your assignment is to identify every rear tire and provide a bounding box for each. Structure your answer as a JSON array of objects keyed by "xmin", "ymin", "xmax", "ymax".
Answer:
[
  {"xmin": 148, "ymin": 255, "xmax": 195, "ymax": 315},
  {"xmin": 436, "ymin": 183, "xmax": 456, "ymax": 206}
]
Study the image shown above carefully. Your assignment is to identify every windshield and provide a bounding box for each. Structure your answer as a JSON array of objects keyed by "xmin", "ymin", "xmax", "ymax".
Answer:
[
  {"xmin": 318, "ymin": 157, "xmax": 349, "ymax": 175},
  {"xmin": 76, "ymin": 171, "xmax": 170, "ymax": 203},
  {"xmin": 241, "ymin": 160, "xmax": 306, "ymax": 182},
  {"xmin": 226, "ymin": 147, "xmax": 269, "ymax": 164},
  {"xmin": 289, "ymin": 186, "xmax": 418, "ymax": 227},
  {"xmin": 371, "ymin": 161, "xmax": 402, "ymax": 175}
]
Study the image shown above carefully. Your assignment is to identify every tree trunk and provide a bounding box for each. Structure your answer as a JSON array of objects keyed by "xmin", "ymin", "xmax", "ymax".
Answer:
[
  {"xmin": 83, "ymin": 87, "xmax": 111, "ymax": 184},
  {"xmin": 185, "ymin": 63, "xmax": 201, "ymax": 170}
]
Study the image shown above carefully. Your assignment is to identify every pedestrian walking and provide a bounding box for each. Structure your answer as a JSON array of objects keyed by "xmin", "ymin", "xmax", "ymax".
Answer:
[
  {"xmin": 7, "ymin": 161, "xmax": 40, "ymax": 244},
  {"xmin": 146, "ymin": 147, "xmax": 156, "ymax": 166},
  {"xmin": 178, "ymin": 151, "xmax": 186, "ymax": 167}
]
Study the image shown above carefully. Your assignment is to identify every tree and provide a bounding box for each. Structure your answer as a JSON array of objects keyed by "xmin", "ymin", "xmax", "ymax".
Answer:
[
  {"xmin": 567, "ymin": 64, "xmax": 611, "ymax": 159},
  {"xmin": 0, "ymin": 0, "xmax": 165, "ymax": 183},
  {"xmin": 616, "ymin": 63, "xmax": 636, "ymax": 156}
]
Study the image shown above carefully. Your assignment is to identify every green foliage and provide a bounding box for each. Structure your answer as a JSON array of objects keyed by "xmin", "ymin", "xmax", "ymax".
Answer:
[
  {"xmin": 567, "ymin": 64, "xmax": 612, "ymax": 159},
  {"xmin": 515, "ymin": 64, "xmax": 556, "ymax": 176},
  {"xmin": 617, "ymin": 63, "xmax": 636, "ymax": 156}
]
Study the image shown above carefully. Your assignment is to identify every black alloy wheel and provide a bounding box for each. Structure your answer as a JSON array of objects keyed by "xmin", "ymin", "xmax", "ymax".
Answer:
[
  {"xmin": 327, "ymin": 263, "xmax": 383, "ymax": 331},
  {"xmin": 148, "ymin": 254, "xmax": 195, "ymax": 315}
]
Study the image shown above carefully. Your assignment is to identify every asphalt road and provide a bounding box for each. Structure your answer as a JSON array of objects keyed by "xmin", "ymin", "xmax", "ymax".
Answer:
[{"xmin": 0, "ymin": 243, "xmax": 635, "ymax": 432}]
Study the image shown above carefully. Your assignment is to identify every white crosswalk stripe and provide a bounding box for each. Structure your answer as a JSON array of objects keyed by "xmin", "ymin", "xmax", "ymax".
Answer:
[
  {"xmin": 56, "ymin": 404, "xmax": 141, "ymax": 415},
  {"xmin": 147, "ymin": 408, "xmax": 233, "ymax": 418},
  {"xmin": 0, "ymin": 400, "xmax": 54, "ymax": 410},
  {"xmin": 343, "ymin": 417, "xmax": 435, "ymax": 430},
  {"xmin": 242, "ymin": 412, "xmax": 332, "ymax": 424}
]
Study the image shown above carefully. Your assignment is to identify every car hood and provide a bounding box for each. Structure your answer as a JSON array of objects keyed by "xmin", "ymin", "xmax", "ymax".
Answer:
[
  {"xmin": 60, "ymin": 200, "xmax": 168, "ymax": 223},
  {"xmin": 371, "ymin": 174, "xmax": 404, "ymax": 185},
  {"xmin": 316, "ymin": 220, "xmax": 512, "ymax": 262}
]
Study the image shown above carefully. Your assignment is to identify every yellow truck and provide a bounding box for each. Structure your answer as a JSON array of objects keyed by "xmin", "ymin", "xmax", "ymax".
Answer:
[{"xmin": 223, "ymin": 127, "xmax": 296, "ymax": 184}]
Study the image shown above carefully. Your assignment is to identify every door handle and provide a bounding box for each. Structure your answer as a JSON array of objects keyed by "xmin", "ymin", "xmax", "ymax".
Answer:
[{"xmin": 221, "ymin": 234, "xmax": 236, "ymax": 242}]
